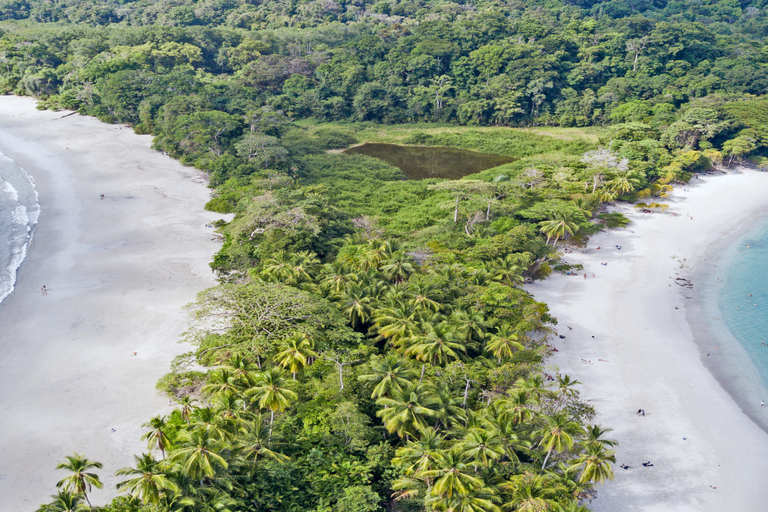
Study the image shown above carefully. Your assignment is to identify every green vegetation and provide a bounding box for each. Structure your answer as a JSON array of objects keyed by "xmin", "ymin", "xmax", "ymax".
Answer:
[{"xmin": 10, "ymin": 0, "xmax": 768, "ymax": 510}]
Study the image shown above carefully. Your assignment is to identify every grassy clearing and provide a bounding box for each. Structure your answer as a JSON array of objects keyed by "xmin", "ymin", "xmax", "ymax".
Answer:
[{"xmin": 294, "ymin": 121, "xmax": 604, "ymax": 152}]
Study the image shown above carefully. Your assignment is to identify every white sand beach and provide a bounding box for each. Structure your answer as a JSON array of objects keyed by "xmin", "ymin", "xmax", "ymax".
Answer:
[
  {"xmin": 530, "ymin": 169, "xmax": 768, "ymax": 511},
  {"xmin": 0, "ymin": 96, "xmax": 224, "ymax": 510}
]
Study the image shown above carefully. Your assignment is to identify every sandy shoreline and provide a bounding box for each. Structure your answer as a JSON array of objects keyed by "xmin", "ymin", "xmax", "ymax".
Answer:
[
  {"xmin": 529, "ymin": 169, "xmax": 768, "ymax": 511},
  {"xmin": 0, "ymin": 96, "xmax": 224, "ymax": 509}
]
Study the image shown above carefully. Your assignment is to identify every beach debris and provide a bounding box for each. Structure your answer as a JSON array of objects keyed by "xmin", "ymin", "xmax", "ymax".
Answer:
[{"xmin": 674, "ymin": 277, "xmax": 693, "ymax": 288}]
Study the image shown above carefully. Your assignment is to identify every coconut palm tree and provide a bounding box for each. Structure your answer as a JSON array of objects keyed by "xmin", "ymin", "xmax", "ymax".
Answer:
[
  {"xmin": 373, "ymin": 305, "xmax": 417, "ymax": 347},
  {"xmin": 54, "ymin": 454, "xmax": 103, "ymax": 508},
  {"xmin": 457, "ymin": 428, "xmax": 505, "ymax": 468},
  {"xmin": 235, "ymin": 415, "xmax": 290, "ymax": 468},
  {"xmin": 567, "ymin": 444, "xmax": 615, "ymax": 484},
  {"xmin": 502, "ymin": 389, "xmax": 537, "ymax": 426},
  {"xmin": 555, "ymin": 500, "xmax": 592, "ymax": 512},
  {"xmin": 115, "ymin": 453, "xmax": 180, "ymax": 506},
  {"xmin": 190, "ymin": 406, "xmax": 231, "ymax": 441},
  {"xmin": 223, "ymin": 354, "xmax": 258, "ymax": 387},
  {"xmin": 405, "ymin": 322, "xmax": 466, "ymax": 366},
  {"xmin": 246, "ymin": 367, "xmax": 298, "ymax": 430},
  {"xmin": 358, "ymin": 353, "xmax": 417, "ymax": 399},
  {"xmin": 418, "ymin": 448, "xmax": 483, "ymax": 499},
  {"xmin": 407, "ymin": 283, "xmax": 443, "ymax": 313},
  {"xmin": 175, "ymin": 396, "xmax": 196, "ymax": 425},
  {"xmin": 339, "ymin": 283, "xmax": 373, "ymax": 329},
  {"xmin": 392, "ymin": 428, "xmax": 445, "ymax": 475},
  {"xmin": 583, "ymin": 424, "xmax": 617, "ymax": 449},
  {"xmin": 213, "ymin": 391, "xmax": 247, "ymax": 429},
  {"xmin": 142, "ymin": 415, "xmax": 172, "ymax": 459},
  {"xmin": 37, "ymin": 490, "xmax": 88, "ymax": 512},
  {"xmin": 260, "ymin": 250, "xmax": 291, "ymax": 281},
  {"xmin": 452, "ymin": 310, "xmax": 488, "ymax": 345},
  {"xmin": 425, "ymin": 488, "xmax": 502, "ymax": 512},
  {"xmin": 502, "ymin": 472, "xmax": 566, "ymax": 512},
  {"xmin": 608, "ymin": 169, "xmax": 640, "ymax": 196},
  {"xmin": 538, "ymin": 216, "xmax": 579, "ymax": 246},
  {"xmin": 489, "ymin": 255, "xmax": 526, "ymax": 287},
  {"xmin": 171, "ymin": 430, "xmax": 228, "ymax": 482},
  {"xmin": 273, "ymin": 333, "xmax": 317, "ymax": 379},
  {"xmin": 376, "ymin": 382, "xmax": 440, "ymax": 439},
  {"xmin": 535, "ymin": 412, "xmax": 584, "ymax": 469},
  {"xmin": 485, "ymin": 325, "xmax": 524, "ymax": 363},
  {"xmin": 201, "ymin": 368, "xmax": 242, "ymax": 398},
  {"xmin": 381, "ymin": 251, "xmax": 416, "ymax": 283}
]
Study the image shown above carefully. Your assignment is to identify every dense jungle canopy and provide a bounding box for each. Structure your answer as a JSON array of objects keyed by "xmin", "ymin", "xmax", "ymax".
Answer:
[{"xmin": 7, "ymin": 1, "xmax": 768, "ymax": 511}]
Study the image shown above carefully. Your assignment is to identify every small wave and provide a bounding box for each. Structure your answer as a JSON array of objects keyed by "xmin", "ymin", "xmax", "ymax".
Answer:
[
  {"xmin": 2, "ymin": 179, "xmax": 18, "ymax": 201},
  {"xmin": 0, "ymin": 150, "xmax": 39, "ymax": 306},
  {"xmin": 12, "ymin": 204, "xmax": 28, "ymax": 225}
]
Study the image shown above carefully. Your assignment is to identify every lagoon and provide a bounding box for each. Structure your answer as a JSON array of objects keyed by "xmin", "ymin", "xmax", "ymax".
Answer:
[{"xmin": 344, "ymin": 142, "xmax": 515, "ymax": 180}]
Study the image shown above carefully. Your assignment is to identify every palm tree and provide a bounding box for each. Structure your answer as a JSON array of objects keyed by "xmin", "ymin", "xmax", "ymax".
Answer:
[
  {"xmin": 289, "ymin": 250, "xmax": 320, "ymax": 284},
  {"xmin": 425, "ymin": 488, "xmax": 502, "ymax": 512},
  {"xmin": 358, "ymin": 353, "xmax": 417, "ymax": 399},
  {"xmin": 235, "ymin": 415, "xmax": 290, "ymax": 468},
  {"xmin": 201, "ymin": 368, "xmax": 242, "ymax": 397},
  {"xmin": 213, "ymin": 390, "xmax": 247, "ymax": 429},
  {"xmin": 320, "ymin": 262, "xmax": 356, "ymax": 294},
  {"xmin": 223, "ymin": 354, "xmax": 258, "ymax": 388},
  {"xmin": 489, "ymin": 255, "xmax": 526, "ymax": 287},
  {"xmin": 274, "ymin": 333, "xmax": 317, "ymax": 379},
  {"xmin": 246, "ymin": 367, "xmax": 298, "ymax": 430},
  {"xmin": 190, "ymin": 406, "xmax": 231, "ymax": 441},
  {"xmin": 452, "ymin": 310, "xmax": 487, "ymax": 344},
  {"xmin": 502, "ymin": 472, "xmax": 566, "ymax": 512},
  {"xmin": 171, "ymin": 430, "xmax": 228, "ymax": 482},
  {"xmin": 407, "ymin": 283, "xmax": 443, "ymax": 313},
  {"xmin": 37, "ymin": 490, "xmax": 87, "ymax": 512},
  {"xmin": 405, "ymin": 322, "xmax": 466, "ymax": 366},
  {"xmin": 583, "ymin": 424, "xmax": 617, "ymax": 449},
  {"xmin": 567, "ymin": 444, "xmax": 615, "ymax": 484},
  {"xmin": 457, "ymin": 428, "xmax": 505, "ymax": 468},
  {"xmin": 260, "ymin": 250, "xmax": 291, "ymax": 281},
  {"xmin": 381, "ymin": 251, "xmax": 416, "ymax": 283},
  {"xmin": 485, "ymin": 325, "xmax": 524, "ymax": 363},
  {"xmin": 608, "ymin": 169, "xmax": 640, "ymax": 196},
  {"xmin": 376, "ymin": 382, "xmax": 440, "ymax": 439},
  {"xmin": 502, "ymin": 389, "xmax": 537, "ymax": 426},
  {"xmin": 373, "ymin": 305, "xmax": 417, "ymax": 347},
  {"xmin": 340, "ymin": 284, "xmax": 373, "ymax": 329},
  {"xmin": 555, "ymin": 500, "xmax": 592, "ymax": 512},
  {"xmin": 418, "ymin": 448, "xmax": 483, "ymax": 499},
  {"xmin": 115, "ymin": 453, "xmax": 180, "ymax": 505},
  {"xmin": 535, "ymin": 412, "xmax": 583, "ymax": 469},
  {"xmin": 175, "ymin": 396, "xmax": 196, "ymax": 425},
  {"xmin": 432, "ymin": 382, "xmax": 466, "ymax": 430},
  {"xmin": 142, "ymin": 415, "xmax": 172, "ymax": 459},
  {"xmin": 392, "ymin": 428, "xmax": 445, "ymax": 475},
  {"xmin": 55, "ymin": 454, "xmax": 103, "ymax": 508},
  {"xmin": 539, "ymin": 216, "xmax": 579, "ymax": 246}
]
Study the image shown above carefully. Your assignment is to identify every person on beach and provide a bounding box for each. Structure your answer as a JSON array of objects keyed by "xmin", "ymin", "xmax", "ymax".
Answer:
[
  {"xmin": 762, "ymin": 401, "xmax": 765, "ymax": 407},
  {"xmin": 41, "ymin": 285, "xmax": 47, "ymax": 295},
  {"xmin": 583, "ymin": 273, "xmax": 587, "ymax": 279}
]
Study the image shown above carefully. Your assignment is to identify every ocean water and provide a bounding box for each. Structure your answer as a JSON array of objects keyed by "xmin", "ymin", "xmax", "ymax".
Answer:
[
  {"xmin": 0, "ymin": 151, "xmax": 39, "ymax": 304},
  {"xmin": 717, "ymin": 218, "xmax": 768, "ymax": 394}
]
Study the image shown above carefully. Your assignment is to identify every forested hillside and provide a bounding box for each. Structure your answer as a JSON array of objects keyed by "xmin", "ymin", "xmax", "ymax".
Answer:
[{"xmin": 8, "ymin": 1, "xmax": 767, "ymax": 511}]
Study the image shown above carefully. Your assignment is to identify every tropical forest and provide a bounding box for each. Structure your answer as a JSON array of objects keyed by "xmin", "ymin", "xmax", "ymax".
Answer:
[{"xmin": 3, "ymin": 0, "xmax": 768, "ymax": 510}]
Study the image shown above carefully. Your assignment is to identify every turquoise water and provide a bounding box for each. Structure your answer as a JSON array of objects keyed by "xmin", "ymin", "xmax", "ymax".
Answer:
[{"xmin": 718, "ymin": 220, "xmax": 768, "ymax": 392}]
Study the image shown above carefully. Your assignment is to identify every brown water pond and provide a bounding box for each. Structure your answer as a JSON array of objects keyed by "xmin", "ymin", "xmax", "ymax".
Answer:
[{"xmin": 344, "ymin": 143, "xmax": 516, "ymax": 180}]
